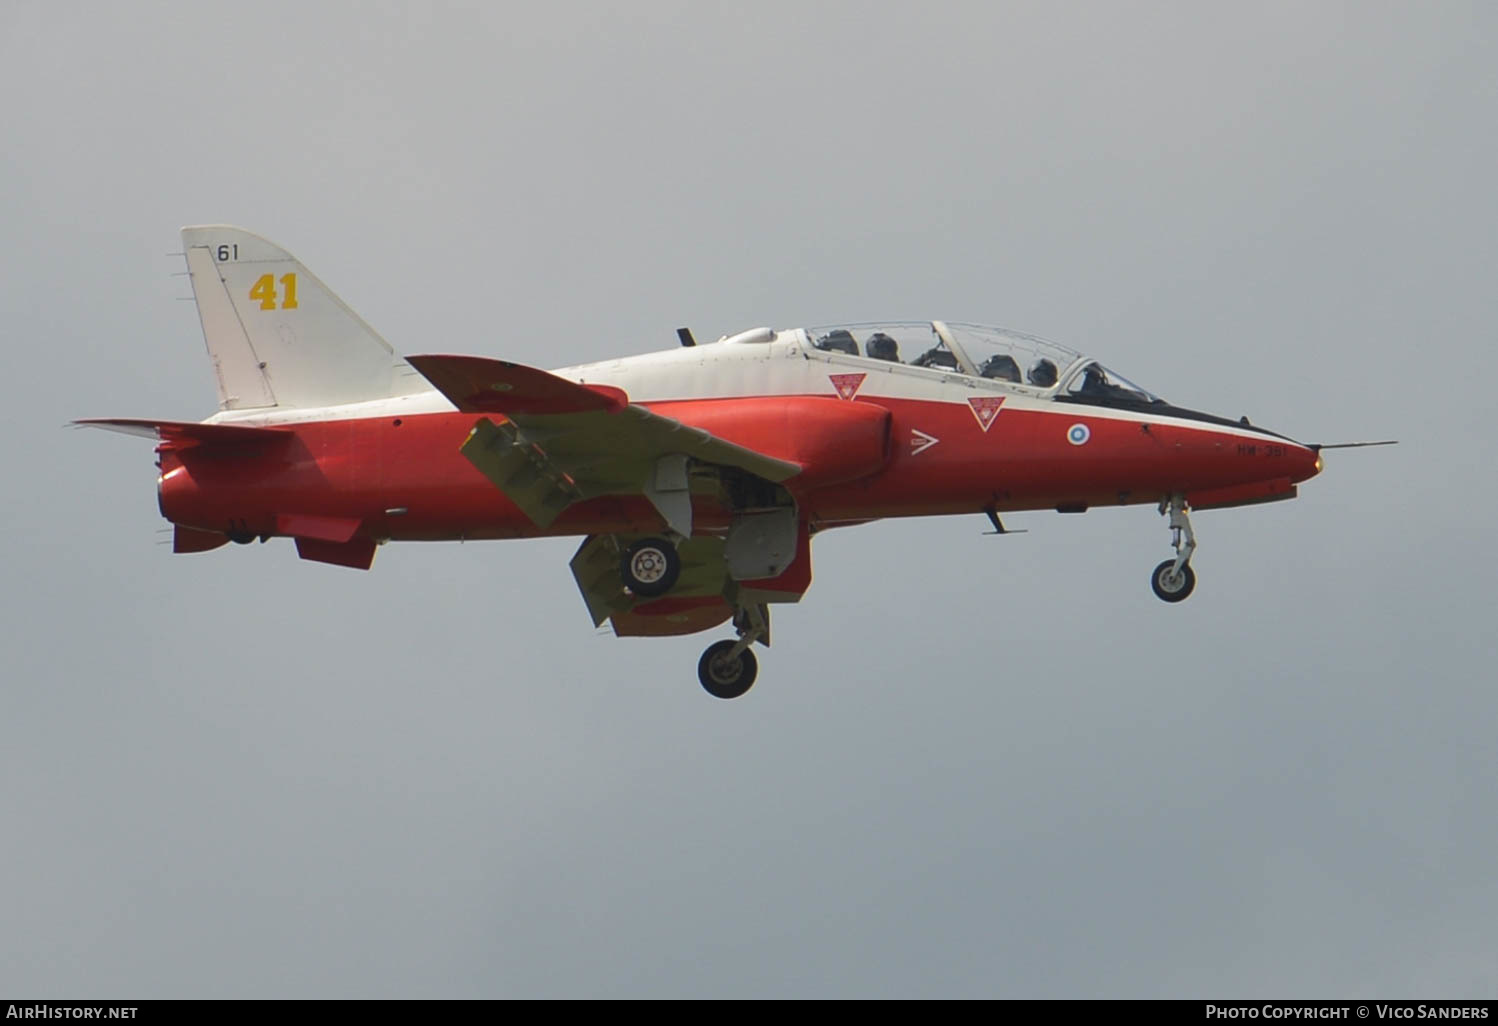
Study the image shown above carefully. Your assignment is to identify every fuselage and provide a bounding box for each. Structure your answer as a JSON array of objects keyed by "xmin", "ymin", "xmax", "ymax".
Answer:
[{"xmin": 159, "ymin": 327, "xmax": 1321, "ymax": 543}]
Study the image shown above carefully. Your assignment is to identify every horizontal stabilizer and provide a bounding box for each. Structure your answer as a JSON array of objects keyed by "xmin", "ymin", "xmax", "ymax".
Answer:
[
  {"xmin": 406, "ymin": 354, "xmax": 628, "ymax": 415},
  {"xmin": 74, "ymin": 418, "xmax": 291, "ymax": 445}
]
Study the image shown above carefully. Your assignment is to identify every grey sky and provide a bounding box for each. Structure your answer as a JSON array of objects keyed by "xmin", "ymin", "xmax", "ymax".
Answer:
[{"xmin": 3, "ymin": 0, "xmax": 1495, "ymax": 998}]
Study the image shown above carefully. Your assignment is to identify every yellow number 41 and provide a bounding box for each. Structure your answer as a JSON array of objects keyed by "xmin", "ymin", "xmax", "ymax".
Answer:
[{"xmin": 248, "ymin": 273, "xmax": 299, "ymax": 311}]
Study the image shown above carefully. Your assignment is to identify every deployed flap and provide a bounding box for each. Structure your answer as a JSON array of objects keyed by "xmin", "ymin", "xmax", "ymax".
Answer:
[
  {"xmin": 74, "ymin": 418, "xmax": 291, "ymax": 445},
  {"xmin": 405, "ymin": 354, "xmax": 627, "ymax": 414},
  {"xmin": 180, "ymin": 226, "xmax": 428, "ymax": 410},
  {"xmin": 461, "ymin": 407, "xmax": 800, "ymax": 529},
  {"xmin": 462, "ymin": 417, "xmax": 583, "ymax": 528}
]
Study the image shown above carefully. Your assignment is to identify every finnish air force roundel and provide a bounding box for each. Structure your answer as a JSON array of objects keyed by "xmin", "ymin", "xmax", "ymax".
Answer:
[
  {"xmin": 967, "ymin": 396, "xmax": 1006, "ymax": 432},
  {"xmin": 829, "ymin": 373, "xmax": 866, "ymax": 401}
]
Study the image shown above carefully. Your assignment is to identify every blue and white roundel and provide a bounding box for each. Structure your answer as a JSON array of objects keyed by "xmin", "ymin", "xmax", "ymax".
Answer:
[{"xmin": 1067, "ymin": 423, "xmax": 1091, "ymax": 446}]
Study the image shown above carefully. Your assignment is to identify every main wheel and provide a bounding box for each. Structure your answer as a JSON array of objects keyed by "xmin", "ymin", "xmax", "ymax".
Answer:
[
  {"xmin": 620, "ymin": 536, "xmax": 681, "ymax": 597},
  {"xmin": 1151, "ymin": 559, "xmax": 1196, "ymax": 603},
  {"xmin": 697, "ymin": 640, "xmax": 758, "ymax": 700}
]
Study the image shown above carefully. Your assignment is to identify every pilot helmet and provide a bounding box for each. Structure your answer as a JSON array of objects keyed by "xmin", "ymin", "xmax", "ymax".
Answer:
[
  {"xmin": 866, "ymin": 332, "xmax": 899, "ymax": 361},
  {"xmin": 979, "ymin": 354, "xmax": 1014, "ymax": 377},
  {"xmin": 817, "ymin": 329, "xmax": 857, "ymax": 354},
  {"xmin": 1029, "ymin": 358, "xmax": 1058, "ymax": 387}
]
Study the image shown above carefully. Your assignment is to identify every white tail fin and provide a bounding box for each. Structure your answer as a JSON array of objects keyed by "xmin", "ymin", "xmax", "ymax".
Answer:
[{"xmin": 181, "ymin": 226, "xmax": 427, "ymax": 410}]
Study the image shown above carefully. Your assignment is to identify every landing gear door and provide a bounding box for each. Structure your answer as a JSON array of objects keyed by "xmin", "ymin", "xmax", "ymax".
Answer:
[{"xmin": 725, "ymin": 508, "xmax": 798, "ymax": 581}]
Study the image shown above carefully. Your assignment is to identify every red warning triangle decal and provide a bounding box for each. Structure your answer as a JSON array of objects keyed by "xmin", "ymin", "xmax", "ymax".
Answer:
[
  {"xmin": 967, "ymin": 395, "xmax": 1006, "ymax": 432},
  {"xmin": 829, "ymin": 373, "xmax": 866, "ymax": 401}
]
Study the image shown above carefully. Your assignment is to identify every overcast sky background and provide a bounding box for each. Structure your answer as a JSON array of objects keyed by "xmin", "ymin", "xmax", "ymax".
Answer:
[{"xmin": 3, "ymin": 1, "xmax": 1495, "ymax": 999}]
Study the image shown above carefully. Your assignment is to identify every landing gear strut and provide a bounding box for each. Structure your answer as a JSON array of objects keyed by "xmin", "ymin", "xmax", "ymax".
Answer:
[
  {"xmin": 1151, "ymin": 494, "xmax": 1197, "ymax": 603},
  {"xmin": 697, "ymin": 604, "xmax": 768, "ymax": 699}
]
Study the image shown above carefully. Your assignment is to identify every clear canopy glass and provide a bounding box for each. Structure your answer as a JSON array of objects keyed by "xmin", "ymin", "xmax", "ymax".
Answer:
[{"xmin": 804, "ymin": 321, "xmax": 1163, "ymax": 403}]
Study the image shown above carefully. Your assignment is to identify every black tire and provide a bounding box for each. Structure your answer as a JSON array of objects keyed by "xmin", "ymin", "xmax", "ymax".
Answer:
[
  {"xmin": 697, "ymin": 640, "xmax": 758, "ymax": 700},
  {"xmin": 1151, "ymin": 559, "xmax": 1196, "ymax": 603},
  {"xmin": 620, "ymin": 536, "xmax": 681, "ymax": 597}
]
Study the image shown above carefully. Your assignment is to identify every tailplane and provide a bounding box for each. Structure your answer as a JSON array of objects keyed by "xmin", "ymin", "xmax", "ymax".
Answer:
[{"xmin": 180, "ymin": 225, "xmax": 428, "ymax": 410}]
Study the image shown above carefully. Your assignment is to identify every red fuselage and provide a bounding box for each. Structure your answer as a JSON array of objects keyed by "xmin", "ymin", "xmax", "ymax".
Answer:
[{"xmin": 158, "ymin": 395, "xmax": 1321, "ymax": 543}]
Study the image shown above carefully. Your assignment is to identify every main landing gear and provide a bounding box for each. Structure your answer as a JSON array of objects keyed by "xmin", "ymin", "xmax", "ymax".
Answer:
[
  {"xmin": 1151, "ymin": 494, "xmax": 1197, "ymax": 603},
  {"xmin": 620, "ymin": 536, "xmax": 682, "ymax": 598},
  {"xmin": 615, "ymin": 533, "xmax": 769, "ymax": 699},
  {"xmin": 697, "ymin": 604, "xmax": 768, "ymax": 700}
]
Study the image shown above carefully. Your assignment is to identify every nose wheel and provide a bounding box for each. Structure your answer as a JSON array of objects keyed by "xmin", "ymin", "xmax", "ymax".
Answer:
[
  {"xmin": 1152, "ymin": 495, "xmax": 1197, "ymax": 603},
  {"xmin": 698, "ymin": 640, "xmax": 759, "ymax": 699},
  {"xmin": 1151, "ymin": 559, "xmax": 1196, "ymax": 602}
]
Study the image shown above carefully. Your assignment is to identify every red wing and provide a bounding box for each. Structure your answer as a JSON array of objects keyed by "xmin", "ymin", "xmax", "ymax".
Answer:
[{"xmin": 405, "ymin": 354, "xmax": 627, "ymax": 415}]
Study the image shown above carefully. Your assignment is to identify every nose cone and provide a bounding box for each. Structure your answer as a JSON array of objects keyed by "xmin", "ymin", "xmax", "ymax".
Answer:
[{"xmin": 1290, "ymin": 442, "xmax": 1322, "ymax": 483}]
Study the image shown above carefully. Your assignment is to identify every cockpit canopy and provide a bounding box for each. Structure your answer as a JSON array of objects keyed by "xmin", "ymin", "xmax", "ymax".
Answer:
[{"xmin": 807, "ymin": 321, "xmax": 1163, "ymax": 404}]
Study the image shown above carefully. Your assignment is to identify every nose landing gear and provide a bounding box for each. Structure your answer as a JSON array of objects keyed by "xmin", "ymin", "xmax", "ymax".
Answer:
[
  {"xmin": 698, "ymin": 640, "xmax": 758, "ymax": 699},
  {"xmin": 697, "ymin": 603, "xmax": 768, "ymax": 699},
  {"xmin": 1151, "ymin": 494, "xmax": 1197, "ymax": 603}
]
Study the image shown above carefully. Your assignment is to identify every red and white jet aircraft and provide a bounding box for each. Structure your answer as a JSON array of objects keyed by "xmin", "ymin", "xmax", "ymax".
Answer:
[{"xmin": 80, "ymin": 226, "xmax": 1366, "ymax": 698}]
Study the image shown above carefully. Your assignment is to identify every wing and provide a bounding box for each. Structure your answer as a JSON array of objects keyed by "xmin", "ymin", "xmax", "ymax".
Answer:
[
  {"xmin": 408, "ymin": 355, "xmax": 819, "ymax": 634},
  {"xmin": 406, "ymin": 354, "xmax": 801, "ymax": 533},
  {"xmin": 403, "ymin": 354, "xmax": 628, "ymax": 415}
]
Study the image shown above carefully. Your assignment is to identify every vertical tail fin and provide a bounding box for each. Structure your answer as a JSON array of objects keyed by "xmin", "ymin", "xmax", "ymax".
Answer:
[{"xmin": 181, "ymin": 225, "xmax": 428, "ymax": 410}]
